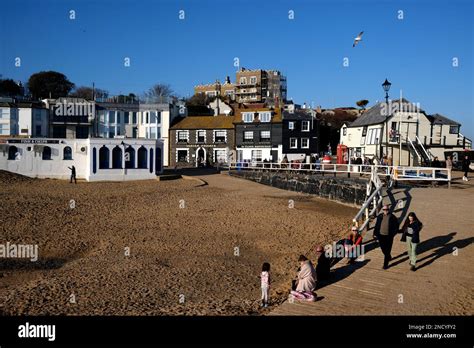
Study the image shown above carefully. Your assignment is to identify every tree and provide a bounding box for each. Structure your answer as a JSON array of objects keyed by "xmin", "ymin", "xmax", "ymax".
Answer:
[
  {"xmin": 0, "ymin": 79, "xmax": 23, "ymax": 97},
  {"xmin": 27, "ymin": 71, "xmax": 75, "ymax": 99},
  {"xmin": 356, "ymin": 99, "xmax": 369, "ymax": 110},
  {"xmin": 185, "ymin": 93, "xmax": 209, "ymax": 107},
  {"xmin": 144, "ymin": 83, "xmax": 174, "ymax": 102},
  {"xmin": 70, "ymin": 86, "xmax": 109, "ymax": 100}
]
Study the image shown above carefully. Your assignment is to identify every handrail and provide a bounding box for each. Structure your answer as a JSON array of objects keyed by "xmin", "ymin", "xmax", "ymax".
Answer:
[
  {"xmin": 415, "ymin": 135, "xmax": 432, "ymax": 161},
  {"xmin": 407, "ymin": 136, "xmax": 421, "ymax": 161}
]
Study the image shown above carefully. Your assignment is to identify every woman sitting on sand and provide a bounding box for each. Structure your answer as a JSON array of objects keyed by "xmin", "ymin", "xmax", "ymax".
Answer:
[{"xmin": 295, "ymin": 255, "xmax": 317, "ymax": 292}]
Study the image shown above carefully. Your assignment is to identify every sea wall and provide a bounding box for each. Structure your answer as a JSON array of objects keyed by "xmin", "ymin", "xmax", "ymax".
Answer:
[{"xmin": 229, "ymin": 170, "xmax": 367, "ymax": 206}]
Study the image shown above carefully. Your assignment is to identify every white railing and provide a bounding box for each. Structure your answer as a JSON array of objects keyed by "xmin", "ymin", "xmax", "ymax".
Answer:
[
  {"xmin": 415, "ymin": 135, "xmax": 433, "ymax": 161},
  {"xmin": 226, "ymin": 161, "xmax": 451, "ymax": 182},
  {"xmin": 407, "ymin": 136, "xmax": 422, "ymax": 162}
]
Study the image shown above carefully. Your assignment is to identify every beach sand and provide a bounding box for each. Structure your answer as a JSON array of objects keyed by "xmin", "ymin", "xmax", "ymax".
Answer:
[{"xmin": 0, "ymin": 170, "xmax": 357, "ymax": 315}]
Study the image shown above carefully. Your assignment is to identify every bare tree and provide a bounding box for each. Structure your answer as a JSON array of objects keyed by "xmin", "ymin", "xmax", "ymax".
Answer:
[{"xmin": 144, "ymin": 83, "xmax": 174, "ymax": 102}]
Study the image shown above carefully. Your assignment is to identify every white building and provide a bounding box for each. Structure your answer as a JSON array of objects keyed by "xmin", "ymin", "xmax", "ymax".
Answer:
[
  {"xmin": 97, "ymin": 99, "xmax": 183, "ymax": 167},
  {"xmin": 339, "ymin": 98, "xmax": 471, "ymax": 166},
  {"xmin": 0, "ymin": 138, "xmax": 163, "ymax": 181},
  {"xmin": 0, "ymin": 100, "xmax": 48, "ymax": 137}
]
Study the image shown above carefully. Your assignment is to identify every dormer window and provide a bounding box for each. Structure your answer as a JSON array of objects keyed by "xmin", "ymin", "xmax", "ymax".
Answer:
[
  {"xmin": 259, "ymin": 112, "xmax": 271, "ymax": 122},
  {"xmin": 243, "ymin": 112, "xmax": 254, "ymax": 123}
]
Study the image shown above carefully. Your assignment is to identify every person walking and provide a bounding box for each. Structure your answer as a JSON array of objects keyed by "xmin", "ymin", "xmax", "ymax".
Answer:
[
  {"xmin": 260, "ymin": 262, "xmax": 271, "ymax": 308},
  {"xmin": 374, "ymin": 205, "xmax": 399, "ymax": 269},
  {"xmin": 462, "ymin": 154, "xmax": 470, "ymax": 181},
  {"xmin": 68, "ymin": 165, "xmax": 77, "ymax": 184},
  {"xmin": 446, "ymin": 156, "xmax": 453, "ymax": 179},
  {"xmin": 400, "ymin": 212, "xmax": 423, "ymax": 271}
]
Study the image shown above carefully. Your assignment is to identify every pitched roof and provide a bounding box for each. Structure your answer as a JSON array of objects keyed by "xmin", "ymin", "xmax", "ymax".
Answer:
[
  {"xmin": 347, "ymin": 98, "xmax": 423, "ymax": 128},
  {"xmin": 427, "ymin": 113, "xmax": 460, "ymax": 126},
  {"xmin": 170, "ymin": 115, "xmax": 236, "ymax": 130},
  {"xmin": 282, "ymin": 110, "xmax": 316, "ymax": 120}
]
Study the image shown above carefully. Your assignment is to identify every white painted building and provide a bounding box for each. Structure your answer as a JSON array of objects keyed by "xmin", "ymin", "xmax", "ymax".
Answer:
[
  {"xmin": 97, "ymin": 100, "xmax": 183, "ymax": 167},
  {"xmin": 0, "ymin": 138, "xmax": 163, "ymax": 181},
  {"xmin": 340, "ymin": 99, "xmax": 471, "ymax": 166},
  {"xmin": 0, "ymin": 100, "xmax": 48, "ymax": 137}
]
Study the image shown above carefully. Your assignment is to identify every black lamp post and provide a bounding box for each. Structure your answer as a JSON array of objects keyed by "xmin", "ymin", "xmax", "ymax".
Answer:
[{"xmin": 381, "ymin": 78, "xmax": 392, "ymax": 159}]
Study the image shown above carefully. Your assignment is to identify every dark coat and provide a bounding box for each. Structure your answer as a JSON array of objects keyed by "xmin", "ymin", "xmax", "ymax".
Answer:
[
  {"xmin": 462, "ymin": 158, "xmax": 470, "ymax": 172},
  {"xmin": 400, "ymin": 220, "xmax": 423, "ymax": 244},
  {"xmin": 374, "ymin": 213, "xmax": 399, "ymax": 238}
]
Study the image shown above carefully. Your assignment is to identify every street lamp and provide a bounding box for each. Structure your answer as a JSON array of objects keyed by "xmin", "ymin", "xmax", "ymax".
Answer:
[{"xmin": 381, "ymin": 78, "xmax": 391, "ymax": 160}]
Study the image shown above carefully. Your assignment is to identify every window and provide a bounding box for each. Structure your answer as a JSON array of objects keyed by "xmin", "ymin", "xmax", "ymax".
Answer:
[
  {"xmin": 109, "ymin": 132, "xmax": 114, "ymax": 139},
  {"xmin": 449, "ymin": 125, "xmax": 459, "ymax": 134},
  {"xmin": 197, "ymin": 130, "xmax": 206, "ymax": 143},
  {"xmin": 290, "ymin": 138, "xmax": 297, "ymax": 149},
  {"xmin": 206, "ymin": 91, "xmax": 217, "ymax": 97},
  {"xmin": 250, "ymin": 76, "xmax": 257, "ymax": 84},
  {"xmin": 157, "ymin": 127, "xmax": 161, "ymax": 139},
  {"xmin": 42, "ymin": 146, "xmax": 52, "ymax": 160},
  {"xmin": 137, "ymin": 146, "xmax": 147, "ymax": 168},
  {"xmin": 109, "ymin": 111, "xmax": 115, "ymax": 124},
  {"xmin": 244, "ymin": 131, "xmax": 254, "ymax": 141},
  {"xmin": 146, "ymin": 112, "xmax": 149, "ymax": 124},
  {"xmin": 240, "ymin": 77, "xmax": 247, "ymax": 85},
  {"xmin": 125, "ymin": 147, "xmax": 135, "ymax": 169},
  {"xmin": 289, "ymin": 121, "xmax": 295, "ymax": 130},
  {"xmin": 243, "ymin": 112, "xmax": 254, "ymax": 123},
  {"xmin": 132, "ymin": 112, "xmax": 137, "ymax": 124},
  {"xmin": 301, "ymin": 138, "xmax": 309, "ymax": 148},
  {"xmin": 63, "ymin": 146, "xmax": 72, "ymax": 160},
  {"xmin": 259, "ymin": 112, "xmax": 271, "ymax": 123},
  {"xmin": 8, "ymin": 146, "xmax": 18, "ymax": 160},
  {"xmin": 124, "ymin": 112, "xmax": 130, "ymax": 124},
  {"xmin": 117, "ymin": 113, "xmax": 121, "ymax": 124},
  {"xmin": 214, "ymin": 149, "xmax": 227, "ymax": 163},
  {"xmin": 112, "ymin": 146, "xmax": 122, "ymax": 169},
  {"xmin": 177, "ymin": 150, "xmax": 188, "ymax": 162},
  {"xmin": 302, "ymin": 121, "xmax": 310, "ymax": 132},
  {"xmin": 157, "ymin": 112, "xmax": 161, "ymax": 124},
  {"xmin": 35, "ymin": 125, "xmax": 42, "ymax": 136},
  {"xmin": 150, "ymin": 127, "xmax": 157, "ymax": 139},
  {"xmin": 35, "ymin": 111, "xmax": 42, "ymax": 121},
  {"xmin": 366, "ymin": 128, "xmax": 381, "ymax": 145},
  {"xmin": 214, "ymin": 130, "xmax": 226, "ymax": 143},
  {"xmin": 177, "ymin": 131, "xmax": 188, "ymax": 143},
  {"xmin": 99, "ymin": 146, "xmax": 110, "ymax": 169},
  {"xmin": 343, "ymin": 128, "xmax": 347, "ymax": 136},
  {"xmin": 251, "ymin": 150, "xmax": 262, "ymax": 162},
  {"xmin": 260, "ymin": 131, "xmax": 271, "ymax": 141},
  {"xmin": 362, "ymin": 126, "xmax": 368, "ymax": 137}
]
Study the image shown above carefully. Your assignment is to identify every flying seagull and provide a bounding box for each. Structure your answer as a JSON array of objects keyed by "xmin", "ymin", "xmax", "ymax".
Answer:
[{"xmin": 353, "ymin": 31, "xmax": 364, "ymax": 47}]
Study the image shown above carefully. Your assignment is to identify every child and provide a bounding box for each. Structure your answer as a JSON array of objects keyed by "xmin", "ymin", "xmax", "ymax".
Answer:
[{"xmin": 260, "ymin": 262, "xmax": 271, "ymax": 308}]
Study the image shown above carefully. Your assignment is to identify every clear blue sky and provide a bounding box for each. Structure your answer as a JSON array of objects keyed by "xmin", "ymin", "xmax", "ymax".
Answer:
[{"xmin": 1, "ymin": 0, "xmax": 473, "ymax": 138}]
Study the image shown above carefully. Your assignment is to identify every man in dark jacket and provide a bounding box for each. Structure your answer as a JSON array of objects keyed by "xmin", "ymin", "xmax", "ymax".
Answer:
[
  {"xmin": 68, "ymin": 165, "xmax": 77, "ymax": 184},
  {"xmin": 462, "ymin": 155, "xmax": 470, "ymax": 181},
  {"xmin": 374, "ymin": 205, "xmax": 399, "ymax": 269}
]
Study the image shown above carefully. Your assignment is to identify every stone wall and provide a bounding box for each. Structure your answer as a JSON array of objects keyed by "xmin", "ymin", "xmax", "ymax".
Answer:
[{"xmin": 229, "ymin": 170, "xmax": 367, "ymax": 206}]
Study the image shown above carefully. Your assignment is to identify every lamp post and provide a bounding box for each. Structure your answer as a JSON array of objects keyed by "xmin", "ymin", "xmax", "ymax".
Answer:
[{"xmin": 382, "ymin": 78, "xmax": 392, "ymax": 160}]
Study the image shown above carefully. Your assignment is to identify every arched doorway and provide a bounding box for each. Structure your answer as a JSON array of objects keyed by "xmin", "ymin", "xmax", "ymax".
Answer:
[
  {"xmin": 99, "ymin": 146, "xmax": 110, "ymax": 169},
  {"xmin": 196, "ymin": 147, "xmax": 206, "ymax": 167}
]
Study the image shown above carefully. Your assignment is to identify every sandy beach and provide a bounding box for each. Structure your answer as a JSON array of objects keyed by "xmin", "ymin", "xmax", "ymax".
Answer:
[{"xmin": 0, "ymin": 170, "xmax": 357, "ymax": 315}]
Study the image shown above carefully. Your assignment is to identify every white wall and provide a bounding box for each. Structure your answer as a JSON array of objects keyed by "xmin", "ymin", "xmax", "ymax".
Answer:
[{"xmin": 0, "ymin": 138, "xmax": 163, "ymax": 181}]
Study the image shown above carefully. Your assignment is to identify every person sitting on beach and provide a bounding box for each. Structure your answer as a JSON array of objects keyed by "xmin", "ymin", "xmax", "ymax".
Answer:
[
  {"xmin": 295, "ymin": 255, "xmax": 317, "ymax": 292},
  {"xmin": 315, "ymin": 246, "xmax": 330, "ymax": 281}
]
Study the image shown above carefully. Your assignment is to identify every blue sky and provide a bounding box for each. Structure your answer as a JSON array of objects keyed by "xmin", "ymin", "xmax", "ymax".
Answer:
[{"xmin": 1, "ymin": 0, "xmax": 473, "ymax": 138}]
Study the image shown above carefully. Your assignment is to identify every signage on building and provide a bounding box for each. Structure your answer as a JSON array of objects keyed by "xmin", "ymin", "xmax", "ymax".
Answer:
[{"xmin": 7, "ymin": 139, "xmax": 60, "ymax": 144}]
